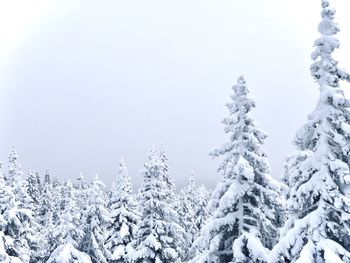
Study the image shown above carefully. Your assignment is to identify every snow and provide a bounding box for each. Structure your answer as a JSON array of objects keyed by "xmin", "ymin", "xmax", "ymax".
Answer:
[
  {"xmin": 47, "ymin": 244, "xmax": 92, "ymax": 263},
  {"xmin": 0, "ymin": 1, "xmax": 350, "ymax": 263},
  {"xmin": 110, "ymin": 245, "xmax": 125, "ymax": 260}
]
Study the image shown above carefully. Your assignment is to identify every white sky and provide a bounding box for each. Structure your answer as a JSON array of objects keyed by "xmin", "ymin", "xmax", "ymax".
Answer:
[{"xmin": 0, "ymin": 0, "xmax": 349, "ymax": 188}]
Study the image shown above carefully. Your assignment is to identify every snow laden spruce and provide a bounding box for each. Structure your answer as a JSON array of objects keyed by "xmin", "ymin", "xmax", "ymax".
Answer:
[
  {"xmin": 105, "ymin": 159, "xmax": 140, "ymax": 263},
  {"xmin": 1, "ymin": 0, "xmax": 350, "ymax": 263},
  {"xmin": 270, "ymin": 1, "xmax": 350, "ymax": 262},
  {"xmin": 133, "ymin": 150, "xmax": 188, "ymax": 263},
  {"xmin": 189, "ymin": 76, "xmax": 284, "ymax": 263}
]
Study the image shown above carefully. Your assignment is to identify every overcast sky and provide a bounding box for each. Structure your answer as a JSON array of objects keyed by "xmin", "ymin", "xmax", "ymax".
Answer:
[{"xmin": 0, "ymin": 0, "xmax": 349, "ymax": 188}]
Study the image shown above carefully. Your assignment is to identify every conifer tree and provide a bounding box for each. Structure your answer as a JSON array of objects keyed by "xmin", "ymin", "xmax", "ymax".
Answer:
[
  {"xmin": 158, "ymin": 148, "xmax": 190, "ymax": 260},
  {"xmin": 6, "ymin": 150, "xmax": 40, "ymax": 262},
  {"xmin": 193, "ymin": 185, "xmax": 211, "ymax": 238},
  {"xmin": 191, "ymin": 76, "xmax": 283, "ymax": 263},
  {"xmin": 105, "ymin": 158, "xmax": 140, "ymax": 263},
  {"xmin": 133, "ymin": 151, "xmax": 185, "ymax": 263},
  {"xmin": 25, "ymin": 171, "xmax": 44, "ymax": 263},
  {"xmin": 7, "ymin": 149, "xmax": 34, "ymax": 210},
  {"xmin": 47, "ymin": 180, "xmax": 88, "ymax": 263},
  {"xmin": 38, "ymin": 171, "xmax": 55, "ymax": 228},
  {"xmin": 270, "ymin": 1, "xmax": 350, "ymax": 262},
  {"xmin": 37, "ymin": 171, "xmax": 56, "ymax": 261},
  {"xmin": 46, "ymin": 243, "xmax": 92, "ymax": 263},
  {"xmin": 26, "ymin": 171, "xmax": 41, "ymax": 207},
  {"xmin": 159, "ymin": 146, "xmax": 177, "ymax": 202},
  {"xmin": 0, "ymin": 163, "xmax": 31, "ymax": 262},
  {"xmin": 176, "ymin": 173, "xmax": 198, "ymax": 245},
  {"xmin": 74, "ymin": 174, "xmax": 89, "ymax": 218},
  {"xmin": 80, "ymin": 175, "xmax": 110, "ymax": 263}
]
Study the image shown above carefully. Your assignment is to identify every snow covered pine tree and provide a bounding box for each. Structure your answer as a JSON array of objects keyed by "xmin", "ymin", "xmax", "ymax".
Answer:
[
  {"xmin": 190, "ymin": 76, "xmax": 283, "ymax": 263},
  {"xmin": 133, "ymin": 150, "xmax": 185, "ymax": 263},
  {"xmin": 270, "ymin": 1, "xmax": 350, "ymax": 262},
  {"xmin": 158, "ymin": 148, "xmax": 190, "ymax": 261},
  {"xmin": 2, "ymin": 149, "xmax": 40, "ymax": 263},
  {"xmin": 193, "ymin": 184, "xmax": 211, "ymax": 241},
  {"xmin": 105, "ymin": 158, "xmax": 140, "ymax": 263},
  {"xmin": 0, "ymin": 163, "xmax": 29, "ymax": 263},
  {"xmin": 80, "ymin": 175, "xmax": 110, "ymax": 263},
  {"xmin": 176, "ymin": 173, "xmax": 199, "ymax": 247},
  {"xmin": 46, "ymin": 180, "xmax": 89, "ymax": 263}
]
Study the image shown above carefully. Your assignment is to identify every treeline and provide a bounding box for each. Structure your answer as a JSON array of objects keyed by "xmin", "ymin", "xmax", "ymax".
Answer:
[{"xmin": 0, "ymin": 148, "xmax": 211, "ymax": 263}]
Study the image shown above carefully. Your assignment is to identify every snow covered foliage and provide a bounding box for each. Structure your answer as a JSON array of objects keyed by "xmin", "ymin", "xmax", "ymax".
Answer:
[
  {"xmin": 133, "ymin": 150, "xmax": 187, "ymax": 263},
  {"xmin": 0, "ymin": 162, "xmax": 31, "ymax": 263},
  {"xmin": 37, "ymin": 172, "xmax": 57, "ymax": 260},
  {"xmin": 7, "ymin": 149, "xmax": 34, "ymax": 211},
  {"xmin": 105, "ymin": 159, "xmax": 140, "ymax": 263},
  {"xmin": 74, "ymin": 175, "xmax": 89, "ymax": 224},
  {"xmin": 177, "ymin": 174, "xmax": 211, "ymax": 261},
  {"xmin": 26, "ymin": 171, "xmax": 41, "ymax": 207},
  {"xmin": 46, "ymin": 243, "xmax": 91, "ymax": 263},
  {"xmin": 191, "ymin": 76, "xmax": 284, "ymax": 263},
  {"xmin": 176, "ymin": 173, "xmax": 198, "ymax": 247},
  {"xmin": 51, "ymin": 181, "xmax": 85, "ymax": 252},
  {"xmin": 270, "ymin": 1, "xmax": 350, "ymax": 262},
  {"xmin": 193, "ymin": 185, "xmax": 211, "ymax": 239},
  {"xmin": 80, "ymin": 175, "xmax": 110, "ymax": 263},
  {"xmin": 158, "ymin": 148, "xmax": 190, "ymax": 261}
]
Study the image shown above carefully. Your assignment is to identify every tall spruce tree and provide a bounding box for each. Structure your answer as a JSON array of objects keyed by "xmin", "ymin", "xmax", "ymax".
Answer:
[
  {"xmin": 80, "ymin": 175, "xmax": 110, "ymax": 263},
  {"xmin": 194, "ymin": 184, "xmax": 211, "ymax": 239},
  {"xmin": 176, "ymin": 173, "xmax": 198, "ymax": 246},
  {"xmin": 158, "ymin": 148, "xmax": 189, "ymax": 260},
  {"xmin": 47, "ymin": 180, "xmax": 89, "ymax": 263},
  {"xmin": 105, "ymin": 158, "xmax": 140, "ymax": 263},
  {"xmin": 0, "ymin": 162, "xmax": 31, "ymax": 263},
  {"xmin": 26, "ymin": 171, "xmax": 41, "ymax": 207},
  {"xmin": 74, "ymin": 174, "xmax": 89, "ymax": 222},
  {"xmin": 270, "ymin": 1, "xmax": 350, "ymax": 262},
  {"xmin": 37, "ymin": 171, "xmax": 56, "ymax": 261},
  {"xmin": 190, "ymin": 76, "xmax": 283, "ymax": 263},
  {"xmin": 7, "ymin": 149, "xmax": 34, "ymax": 211},
  {"xmin": 5, "ymin": 149, "xmax": 40, "ymax": 263},
  {"xmin": 133, "ymin": 151, "xmax": 185, "ymax": 263}
]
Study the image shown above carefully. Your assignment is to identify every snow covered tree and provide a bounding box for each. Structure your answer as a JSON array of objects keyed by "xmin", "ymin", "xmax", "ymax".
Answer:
[
  {"xmin": 6, "ymin": 148, "xmax": 22, "ymax": 188},
  {"xmin": 37, "ymin": 171, "xmax": 56, "ymax": 261},
  {"xmin": 46, "ymin": 180, "xmax": 88, "ymax": 263},
  {"xmin": 4, "ymin": 149, "xmax": 40, "ymax": 263},
  {"xmin": 0, "ymin": 163, "xmax": 31, "ymax": 263},
  {"xmin": 188, "ymin": 184, "xmax": 212, "ymax": 259},
  {"xmin": 6, "ymin": 149, "xmax": 34, "ymax": 210},
  {"xmin": 133, "ymin": 151, "xmax": 186, "ymax": 263},
  {"xmin": 193, "ymin": 184, "xmax": 211, "ymax": 238},
  {"xmin": 38, "ymin": 171, "xmax": 56, "ymax": 228},
  {"xmin": 46, "ymin": 243, "xmax": 92, "ymax": 263},
  {"xmin": 190, "ymin": 76, "xmax": 283, "ymax": 263},
  {"xmin": 26, "ymin": 171, "xmax": 41, "ymax": 207},
  {"xmin": 25, "ymin": 172, "xmax": 43, "ymax": 263},
  {"xmin": 58, "ymin": 181, "xmax": 84, "ymax": 247},
  {"xmin": 176, "ymin": 173, "xmax": 198, "ymax": 245},
  {"xmin": 74, "ymin": 174, "xmax": 89, "ymax": 220},
  {"xmin": 159, "ymin": 146, "xmax": 177, "ymax": 203},
  {"xmin": 158, "ymin": 147, "xmax": 190, "ymax": 260},
  {"xmin": 105, "ymin": 158, "xmax": 140, "ymax": 263},
  {"xmin": 80, "ymin": 175, "xmax": 110, "ymax": 263},
  {"xmin": 270, "ymin": 1, "xmax": 350, "ymax": 262}
]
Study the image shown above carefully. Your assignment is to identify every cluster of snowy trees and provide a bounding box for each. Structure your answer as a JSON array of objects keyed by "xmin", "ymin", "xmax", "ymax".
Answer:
[
  {"xmin": 0, "ymin": 148, "xmax": 212, "ymax": 263},
  {"xmin": 190, "ymin": 1, "xmax": 350, "ymax": 262},
  {"xmin": 1, "ymin": 0, "xmax": 350, "ymax": 262}
]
